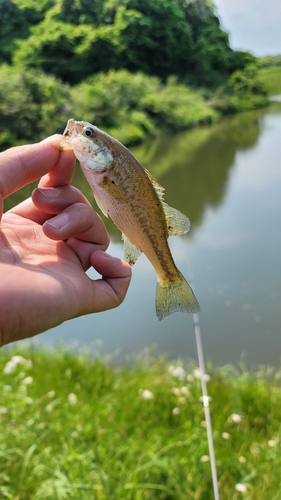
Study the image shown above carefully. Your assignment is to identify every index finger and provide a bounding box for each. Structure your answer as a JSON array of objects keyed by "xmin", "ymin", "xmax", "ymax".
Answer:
[{"xmin": 0, "ymin": 135, "xmax": 63, "ymax": 200}]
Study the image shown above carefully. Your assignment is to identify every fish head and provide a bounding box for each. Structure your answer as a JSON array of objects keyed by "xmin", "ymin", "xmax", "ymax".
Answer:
[{"xmin": 61, "ymin": 119, "xmax": 113, "ymax": 171}]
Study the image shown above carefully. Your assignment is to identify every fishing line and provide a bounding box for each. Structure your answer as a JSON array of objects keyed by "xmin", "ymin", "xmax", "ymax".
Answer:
[
  {"xmin": 187, "ymin": 261, "xmax": 220, "ymax": 500},
  {"xmin": 193, "ymin": 312, "xmax": 220, "ymax": 500}
]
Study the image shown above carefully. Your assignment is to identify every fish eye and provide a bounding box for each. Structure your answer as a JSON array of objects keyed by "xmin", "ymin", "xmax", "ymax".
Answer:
[{"xmin": 83, "ymin": 127, "xmax": 95, "ymax": 138}]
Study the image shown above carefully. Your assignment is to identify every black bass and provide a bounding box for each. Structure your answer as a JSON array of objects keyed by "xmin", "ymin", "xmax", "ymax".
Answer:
[{"xmin": 61, "ymin": 119, "xmax": 200, "ymax": 319}]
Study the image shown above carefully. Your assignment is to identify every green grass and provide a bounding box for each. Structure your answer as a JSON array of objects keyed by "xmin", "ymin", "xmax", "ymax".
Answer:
[
  {"xmin": 258, "ymin": 66, "xmax": 281, "ymax": 95},
  {"xmin": 1, "ymin": 347, "xmax": 281, "ymax": 499}
]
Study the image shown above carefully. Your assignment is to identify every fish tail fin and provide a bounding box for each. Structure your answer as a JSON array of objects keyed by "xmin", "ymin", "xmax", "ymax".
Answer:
[{"xmin": 156, "ymin": 272, "xmax": 200, "ymax": 321}]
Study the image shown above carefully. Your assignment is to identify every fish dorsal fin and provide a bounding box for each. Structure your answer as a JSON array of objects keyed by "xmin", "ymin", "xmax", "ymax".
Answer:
[
  {"xmin": 163, "ymin": 202, "xmax": 191, "ymax": 237},
  {"xmin": 144, "ymin": 168, "xmax": 165, "ymax": 201},
  {"xmin": 122, "ymin": 234, "xmax": 142, "ymax": 266},
  {"xmin": 144, "ymin": 168, "xmax": 190, "ymax": 237}
]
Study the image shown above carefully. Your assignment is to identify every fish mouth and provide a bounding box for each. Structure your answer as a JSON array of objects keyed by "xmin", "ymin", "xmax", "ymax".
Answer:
[
  {"xmin": 63, "ymin": 118, "xmax": 84, "ymax": 138},
  {"xmin": 60, "ymin": 119, "xmax": 83, "ymax": 151}
]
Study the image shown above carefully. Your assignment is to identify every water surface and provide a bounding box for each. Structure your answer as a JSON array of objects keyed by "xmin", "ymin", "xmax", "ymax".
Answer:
[{"xmin": 6, "ymin": 101, "xmax": 281, "ymax": 367}]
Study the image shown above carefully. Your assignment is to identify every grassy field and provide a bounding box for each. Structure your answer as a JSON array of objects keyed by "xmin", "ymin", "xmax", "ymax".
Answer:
[
  {"xmin": 1, "ymin": 347, "xmax": 281, "ymax": 500},
  {"xmin": 258, "ymin": 64, "xmax": 281, "ymax": 95}
]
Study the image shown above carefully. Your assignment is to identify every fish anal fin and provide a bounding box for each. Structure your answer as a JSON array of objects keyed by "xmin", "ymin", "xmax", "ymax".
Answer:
[
  {"xmin": 163, "ymin": 203, "xmax": 191, "ymax": 236},
  {"xmin": 122, "ymin": 234, "xmax": 142, "ymax": 266},
  {"xmin": 156, "ymin": 272, "xmax": 200, "ymax": 320}
]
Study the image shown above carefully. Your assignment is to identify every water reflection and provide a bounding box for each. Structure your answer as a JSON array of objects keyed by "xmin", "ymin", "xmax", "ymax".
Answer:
[{"xmin": 4, "ymin": 102, "xmax": 281, "ymax": 367}]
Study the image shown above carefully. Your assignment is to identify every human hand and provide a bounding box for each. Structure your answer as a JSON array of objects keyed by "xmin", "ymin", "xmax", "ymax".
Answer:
[{"xmin": 0, "ymin": 136, "xmax": 131, "ymax": 347}]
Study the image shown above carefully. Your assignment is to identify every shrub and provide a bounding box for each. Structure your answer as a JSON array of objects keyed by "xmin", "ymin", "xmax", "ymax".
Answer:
[{"xmin": 0, "ymin": 64, "xmax": 73, "ymax": 148}]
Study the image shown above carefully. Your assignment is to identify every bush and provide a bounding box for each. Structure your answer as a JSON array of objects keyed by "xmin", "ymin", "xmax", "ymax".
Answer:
[
  {"xmin": 71, "ymin": 70, "xmax": 217, "ymax": 144},
  {"xmin": 0, "ymin": 64, "xmax": 73, "ymax": 148},
  {"xmin": 212, "ymin": 64, "xmax": 268, "ymax": 114}
]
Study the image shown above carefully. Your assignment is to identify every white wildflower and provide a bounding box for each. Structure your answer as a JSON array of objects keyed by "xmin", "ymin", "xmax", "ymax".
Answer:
[
  {"xmin": 168, "ymin": 365, "xmax": 186, "ymax": 381},
  {"xmin": 228, "ymin": 413, "xmax": 242, "ymax": 423},
  {"xmin": 172, "ymin": 407, "xmax": 180, "ymax": 415},
  {"xmin": 193, "ymin": 368, "xmax": 210, "ymax": 381},
  {"xmin": 239, "ymin": 456, "xmax": 246, "ymax": 463},
  {"xmin": 22, "ymin": 376, "xmax": 33, "ymax": 385},
  {"xmin": 25, "ymin": 397, "xmax": 33, "ymax": 405},
  {"xmin": 47, "ymin": 390, "xmax": 56, "ymax": 398},
  {"xmin": 268, "ymin": 438, "xmax": 278, "ymax": 447},
  {"xmin": 171, "ymin": 387, "xmax": 181, "ymax": 396},
  {"xmin": 187, "ymin": 374, "xmax": 194, "ymax": 382},
  {"xmin": 235, "ymin": 483, "xmax": 248, "ymax": 493},
  {"xmin": 68, "ymin": 393, "xmax": 78, "ymax": 406},
  {"xmin": 3, "ymin": 355, "xmax": 32, "ymax": 374},
  {"xmin": 180, "ymin": 386, "xmax": 190, "ymax": 396},
  {"xmin": 138, "ymin": 389, "xmax": 154, "ymax": 400},
  {"xmin": 3, "ymin": 385, "xmax": 12, "ymax": 392},
  {"xmin": 0, "ymin": 406, "xmax": 7, "ymax": 414},
  {"xmin": 200, "ymin": 455, "xmax": 210, "ymax": 462},
  {"xmin": 222, "ymin": 432, "xmax": 230, "ymax": 440}
]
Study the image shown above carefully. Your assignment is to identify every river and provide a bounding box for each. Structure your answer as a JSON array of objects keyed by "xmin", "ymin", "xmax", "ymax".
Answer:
[{"xmin": 6, "ymin": 100, "xmax": 281, "ymax": 368}]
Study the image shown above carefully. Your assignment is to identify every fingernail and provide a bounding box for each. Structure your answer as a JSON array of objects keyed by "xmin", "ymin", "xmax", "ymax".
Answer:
[
  {"xmin": 45, "ymin": 212, "xmax": 69, "ymax": 230},
  {"xmin": 37, "ymin": 188, "xmax": 60, "ymax": 199}
]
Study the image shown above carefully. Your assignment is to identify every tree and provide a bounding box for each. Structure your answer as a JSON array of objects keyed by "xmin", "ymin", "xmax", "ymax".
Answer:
[{"xmin": 10, "ymin": 0, "xmax": 252, "ymax": 87}]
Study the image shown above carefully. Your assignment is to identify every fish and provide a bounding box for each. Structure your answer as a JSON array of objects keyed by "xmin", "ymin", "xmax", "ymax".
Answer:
[{"xmin": 61, "ymin": 119, "xmax": 200, "ymax": 320}]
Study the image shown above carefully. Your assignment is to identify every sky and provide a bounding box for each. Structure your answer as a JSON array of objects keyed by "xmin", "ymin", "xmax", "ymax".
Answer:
[{"xmin": 213, "ymin": 0, "xmax": 281, "ymax": 57}]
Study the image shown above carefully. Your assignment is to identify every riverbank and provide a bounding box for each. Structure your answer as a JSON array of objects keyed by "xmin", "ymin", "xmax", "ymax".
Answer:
[{"xmin": 1, "ymin": 346, "xmax": 281, "ymax": 499}]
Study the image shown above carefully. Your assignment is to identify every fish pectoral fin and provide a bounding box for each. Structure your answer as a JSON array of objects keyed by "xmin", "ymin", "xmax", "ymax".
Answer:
[
  {"xmin": 93, "ymin": 193, "xmax": 109, "ymax": 217},
  {"xmin": 163, "ymin": 202, "xmax": 191, "ymax": 236},
  {"xmin": 122, "ymin": 234, "xmax": 142, "ymax": 266}
]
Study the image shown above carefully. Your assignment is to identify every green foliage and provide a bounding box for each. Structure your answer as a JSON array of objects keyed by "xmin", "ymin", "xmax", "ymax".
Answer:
[
  {"xmin": 0, "ymin": 0, "xmax": 53, "ymax": 64},
  {"xmin": 180, "ymin": 0, "xmax": 255, "ymax": 88},
  {"xmin": 255, "ymin": 56, "xmax": 281, "ymax": 95},
  {"xmin": 1, "ymin": 347, "xmax": 281, "ymax": 499},
  {"xmin": 212, "ymin": 64, "xmax": 268, "ymax": 113},
  {"xmin": 0, "ymin": 0, "xmax": 270, "ymax": 148},
  {"xmin": 71, "ymin": 70, "xmax": 217, "ymax": 144},
  {"xmin": 258, "ymin": 55, "xmax": 281, "ymax": 68},
  {"xmin": 0, "ymin": 64, "xmax": 73, "ymax": 147},
  {"xmin": 7, "ymin": 0, "xmax": 250, "ymax": 88}
]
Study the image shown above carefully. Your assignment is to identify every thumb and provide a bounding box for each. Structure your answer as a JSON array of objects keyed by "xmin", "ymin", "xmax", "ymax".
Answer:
[{"xmin": 0, "ymin": 136, "xmax": 62, "ymax": 201}]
